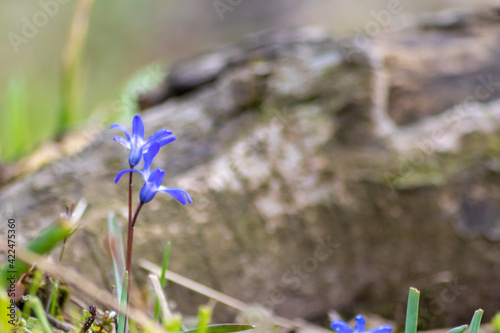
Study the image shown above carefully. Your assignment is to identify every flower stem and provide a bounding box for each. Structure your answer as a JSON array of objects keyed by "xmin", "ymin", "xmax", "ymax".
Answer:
[
  {"xmin": 131, "ymin": 202, "xmax": 144, "ymax": 229},
  {"xmin": 124, "ymin": 170, "xmax": 134, "ymax": 331}
]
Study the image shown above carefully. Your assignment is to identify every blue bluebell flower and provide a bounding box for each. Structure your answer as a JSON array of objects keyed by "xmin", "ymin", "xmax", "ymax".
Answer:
[
  {"xmin": 111, "ymin": 114, "xmax": 176, "ymax": 167},
  {"xmin": 115, "ymin": 143, "xmax": 193, "ymax": 205},
  {"xmin": 331, "ymin": 315, "xmax": 392, "ymax": 333}
]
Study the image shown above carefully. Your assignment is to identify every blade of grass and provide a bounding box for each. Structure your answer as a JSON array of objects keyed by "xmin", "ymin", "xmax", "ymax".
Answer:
[
  {"xmin": 29, "ymin": 297, "xmax": 53, "ymax": 333},
  {"xmin": 23, "ymin": 269, "xmax": 43, "ymax": 320},
  {"xmin": 447, "ymin": 325, "xmax": 468, "ymax": 333},
  {"xmin": 405, "ymin": 287, "xmax": 420, "ymax": 333},
  {"xmin": 0, "ymin": 77, "xmax": 30, "ymax": 161},
  {"xmin": 468, "ymin": 309, "xmax": 484, "ymax": 333},
  {"xmin": 58, "ymin": 0, "xmax": 96, "ymax": 132},
  {"xmin": 117, "ymin": 271, "xmax": 129, "ymax": 333},
  {"xmin": 154, "ymin": 242, "xmax": 171, "ymax": 321},
  {"xmin": 108, "ymin": 212, "xmax": 126, "ymax": 301},
  {"xmin": 46, "ymin": 279, "xmax": 59, "ymax": 316},
  {"xmin": 149, "ymin": 274, "xmax": 172, "ymax": 322}
]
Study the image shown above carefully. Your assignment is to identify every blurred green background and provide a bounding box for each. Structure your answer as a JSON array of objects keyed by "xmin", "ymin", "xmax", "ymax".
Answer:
[{"xmin": 0, "ymin": 0, "xmax": 495, "ymax": 162}]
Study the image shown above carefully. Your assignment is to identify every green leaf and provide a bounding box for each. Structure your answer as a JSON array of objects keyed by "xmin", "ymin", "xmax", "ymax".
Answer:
[
  {"xmin": 468, "ymin": 309, "xmax": 484, "ymax": 333},
  {"xmin": 108, "ymin": 212, "xmax": 126, "ymax": 302},
  {"xmin": 28, "ymin": 297, "xmax": 53, "ymax": 333},
  {"xmin": 447, "ymin": 325, "xmax": 468, "ymax": 333},
  {"xmin": 405, "ymin": 287, "xmax": 420, "ymax": 333},
  {"xmin": 155, "ymin": 242, "xmax": 171, "ymax": 322},
  {"xmin": 182, "ymin": 324, "xmax": 254, "ymax": 333},
  {"xmin": 23, "ymin": 269, "xmax": 44, "ymax": 320},
  {"xmin": 149, "ymin": 274, "xmax": 172, "ymax": 323},
  {"xmin": 117, "ymin": 271, "xmax": 129, "ymax": 333},
  {"xmin": 46, "ymin": 279, "xmax": 59, "ymax": 316}
]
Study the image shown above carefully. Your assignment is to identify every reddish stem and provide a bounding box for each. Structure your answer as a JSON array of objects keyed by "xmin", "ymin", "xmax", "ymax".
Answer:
[
  {"xmin": 131, "ymin": 202, "xmax": 144, "ymax": 229},
  {"xmin": 124, "ymin": 169, "xmax": 134, "ymax": 330}
]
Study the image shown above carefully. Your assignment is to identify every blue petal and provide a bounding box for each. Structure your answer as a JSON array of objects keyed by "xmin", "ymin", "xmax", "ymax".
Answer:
[
  {"xmin": 113, "ymin": 136, "xmax": 130, "ymax": 149},
  {"xmin": 158, "ymin": 187, "xmax": 193, "ymax": 205},
  {"xmin": 132, "ymin": 114, "xmax": 145, "ymax": 140},
  {"xmin": 331, "ymin": 320, "xmax": 353, "ymax": 333},
  {"xmin": 110, "ymin": 124, "xmax": 131, "ymax": 141},
  {"xmin": 139, "ymin": 182, "xmax": 158, "ymax": 203},
  {"xmin": 366, "ymin": 326, "xmax": 393, "ymax": 333},
  {"xmin": 143, "ymin": 142, "xmax": 160, "ymax": 173},
  {"xmin": 144, "ymin": 129, "xmax": 173, "ymax": 148},
  {"xmin": 139, "ymin": 170, "xmax": 164, "ymax": 204},
  {"xmin": 154, "ymin": 169, "xmax": 166, "ymax": 187},
  {"xmin": 157, "ymin": 136, "xmax": 177, "ymax": 147},
  {"xmin": 128, "ymin": 145, "xmax": 143, "ymax": 167},
  {"xmin": 355, "ymin": 315, "xmax": 366, "ymax": 332},
  {"xmin": 115, "ymin": 169, "xmax": 144, "ymax": 183}
]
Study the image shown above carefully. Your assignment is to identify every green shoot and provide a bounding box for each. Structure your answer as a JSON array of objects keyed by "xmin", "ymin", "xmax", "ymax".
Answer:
[
  {"xmin": 447, "ymin": 325, "xmax": 468, "ymax": 333},
  {"xmin": 23, "ymin": 269, "xmax": 43, "ymax": 320},
  {"xmin": 468, "ymin": 309, "xmax": 484, "ymax": 333},
  {"xmin": 117, "ymin": 271, "xmax": 129, "ymax": 333},
  {"xmin": 28, "ymin": 297, "xmax": 53, "ymax": 333},
  {"xmin": 46, "ymin": 279, "xmax": 59, "ymax": 317},
  {"xmin": 405, "ymin": 287, "xmax": 420, "ymax": 333},
  {"xmin": 108, "ymin": 212, "xmax": 126, "ymax": 301},
  {"xmin": 155, "ymin": 242, "xmax": 171, "ymax": 322},
  {"xmin": 197, "ymin": 305, "xmax": 212, "ymax": 333}
]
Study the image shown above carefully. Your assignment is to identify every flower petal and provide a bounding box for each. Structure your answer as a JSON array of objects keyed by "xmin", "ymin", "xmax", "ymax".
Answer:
[
  {"xmin": 113, "ymin": 136, "xmax": 131, "ymax": 149},
  {"xmin": 110, "ymin": 124, "xmax": 131, "ymax": 141},
  {"xmin": 115, "ymin": 169, "xmax": 144, "ymax": 183},
  {"xmin": 143, "ymin": 142, "xmax": 160, "ymax": 172},
  {"xmin": 355, "ymin": 315, "xmax": 366, "ymax": 332},
  {"xmin": 132, "ymin": 114, "xmax": 145, "ymax": 140},
  {"xmin": 155, "ymin": 169, "xmax": 166, "ymax": 187},
  {"xmin": 331, "ymin": 320, "xmax": 353, "ymax": 333},
  {"xmin": 128, "ymin": 145, "xmax": 143, "ymax": 167},
  {"xmin": 366, "ymin": 326, "xmax": 392, "ymax": 333},
  {"xmin": 157, "ymin": 136, "xmax": 177, "ymax": 147},
  {"xmin": 158, "ymin": 186, "xmax": 193, "ymax": 205},
  {"xmin": 139, "ymin": 182, "xmax": 158, "ymax": 203},
  {"xmin": 143, "ymin": 135, "xmax": 176, "ymax": 154},
  {"xmin": 144, "ymin": 129, "xmax": 173, "ymax": 146}
]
